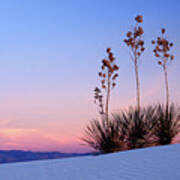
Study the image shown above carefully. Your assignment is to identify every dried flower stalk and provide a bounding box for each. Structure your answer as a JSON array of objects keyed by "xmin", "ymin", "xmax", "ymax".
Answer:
[
  {"xmin": 152, "ymin": 28, "xmax": 174, "ymax": 108},
  {"xmin": 94, "ymin": 48, "xmax": 119, "ymax": 121},
  {"xmin": 124, "ymin": 15, "xmax": 145, "ymax": 111}
]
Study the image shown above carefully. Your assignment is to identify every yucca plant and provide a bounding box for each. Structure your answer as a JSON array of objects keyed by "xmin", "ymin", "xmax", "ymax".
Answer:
[
  {"xmin": 82, "ymin": 117, "xmax": 127, "ymax": 153},
  {"xmin": 153, "ymin": 104, "xmax": 180, "ymax": 145},
  {"xmin": 152, "ymin": 28, "xmax": 174, "ymax": 108},
  {"xmin": 124, "ymin": 15, "xmax": 145, "ymax": 111},
  {"xmin": 114, "ymin": 106, "xmax": 157, "ymax": 149}
]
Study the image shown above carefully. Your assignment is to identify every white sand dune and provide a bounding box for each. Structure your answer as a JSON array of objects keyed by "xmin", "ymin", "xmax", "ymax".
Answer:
[{"xmin": 0, "ymin": 144, "xmax": 179, "ymax": 180}]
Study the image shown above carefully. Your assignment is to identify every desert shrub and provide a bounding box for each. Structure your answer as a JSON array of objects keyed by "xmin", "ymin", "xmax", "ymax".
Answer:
[
  {"xmin": 153, "ymin": 104, "xmax": 180, "ymax": 145},
  {"xmin": 83, "ymin": 106, "xmax": 157, "ymax": 153},
  {"xmin": 83, "ymin": 104, "xmax": 180, "ymax": 154},
  {"xmin": 113, "ymin": 106, "xmax": 157, "ymax": 150},
  {"xmin": 82, "ymin": 117, "xmax": 127, "ymax": 154}
]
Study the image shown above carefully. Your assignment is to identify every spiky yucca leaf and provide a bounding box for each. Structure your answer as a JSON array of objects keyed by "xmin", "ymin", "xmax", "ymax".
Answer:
[
  {"xmin": 82, "ymin": 105, "xmax": 180, "ymax": 154},
  {"xmin": 82, "ymin": 117, "xmax": 127, "ymax": 154},
  {"xmin": 114, "ymin": 106, "xmax": 157, "ymax": 150},
  {"xmin": 153, "ymin": 104, "xmax": 180, "ymax": 145}
]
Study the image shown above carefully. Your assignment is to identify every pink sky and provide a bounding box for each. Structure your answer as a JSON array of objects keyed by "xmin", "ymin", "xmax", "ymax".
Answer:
[{"xmin": 0, "ymin": 75, "xmax": 179, "ymax": 153}]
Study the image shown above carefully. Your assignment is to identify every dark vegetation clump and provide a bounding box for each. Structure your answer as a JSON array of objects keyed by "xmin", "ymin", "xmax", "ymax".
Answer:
[
  {"xmin": 153, "ymin": 104, "xmax": 180, "ymax": 145},
  {"xmin": 82, "ymin": 117, "xmax": 127, "ymax": 153},
  {"xmin": 83, "ymin": 105, "xmax": 180, "ymax": 154},
  {"xmin": 115, "ymin": 106, "xmax": 156, "ymax": 149}
]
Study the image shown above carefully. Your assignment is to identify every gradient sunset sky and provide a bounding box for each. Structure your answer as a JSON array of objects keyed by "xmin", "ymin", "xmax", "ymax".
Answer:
[{"xmin": 0, "ymin": 0, "xmax": 179, "ymax": 153}]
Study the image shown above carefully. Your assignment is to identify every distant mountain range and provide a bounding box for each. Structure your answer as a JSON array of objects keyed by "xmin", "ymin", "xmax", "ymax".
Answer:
[{"xmin": 0, "ymin": 150, "xmax": 92, "ymax": 164}]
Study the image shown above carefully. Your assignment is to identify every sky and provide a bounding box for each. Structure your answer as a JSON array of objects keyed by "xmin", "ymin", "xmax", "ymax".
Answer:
[{"xmin": 0, "ymin": 0, "xmax": 179, "ymax": 153}]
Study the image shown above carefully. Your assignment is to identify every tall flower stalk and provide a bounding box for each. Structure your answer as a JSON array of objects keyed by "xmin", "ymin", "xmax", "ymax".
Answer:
[
  {"xmin": 124, "ymin": 15, "xmax": 145, "ymax": 111},
  {"xmin": 152, "ymin": 28, "xmax": 174, "ymax": 108},
  {"xmin": 94, "ymin": 48, "xmax": 119, "ymax": 121}
]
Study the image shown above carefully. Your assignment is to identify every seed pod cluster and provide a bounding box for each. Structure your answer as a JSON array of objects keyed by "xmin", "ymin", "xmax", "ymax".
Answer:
[
  {"xmin": 124, "ymin": 15, "xmax": 145, "ymax": 58},
  {"xmin": 94, "ymin": 48, "xmax": 119, "ymax": 116},
  {"xmin": 100, "ymin": 48, "xmax": 119, "ymax": 89},
  {"xmin": 152, "ymin": 28, "xmax": 174, "ymax": 66}
]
